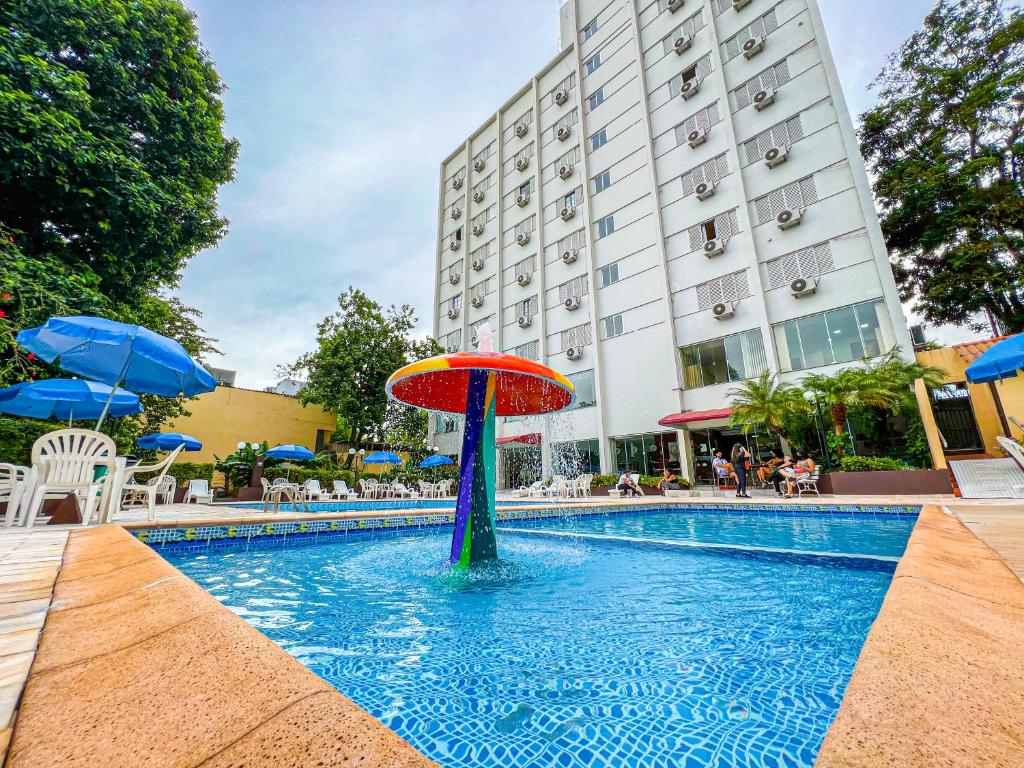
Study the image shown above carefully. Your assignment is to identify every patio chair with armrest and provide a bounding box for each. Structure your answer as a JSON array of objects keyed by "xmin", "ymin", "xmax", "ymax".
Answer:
[
  {"xmin": 114, "ymin": 444, "xmax": 186, "ymax": 522},
  {"xmin": 24, "ymin": 429, "xmax": 118, "ymax": 528},
  {"xmin": 260, "ymin": 477, "xmax": 310, "ymax": 513},
  {"xmin": 332, "ymin": 480, "xmax": 358, "ymax": 500},
  {"xmin": 1, "ymin": 463, "xmax": 31, "ymax": 527},
  {"xmin": 794, "ymin": 468, "xmax": 821, "ymax": 497}
]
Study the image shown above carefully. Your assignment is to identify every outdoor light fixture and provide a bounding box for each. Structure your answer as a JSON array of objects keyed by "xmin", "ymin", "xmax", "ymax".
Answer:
[
  {"xmin": 348, "ymin": 448, "xmax": 356, "ymax": 455},
  {"xmin": 250, "ymin": 442, "xmax": 260, "ymax": 450},
  {"xmin": 236, "ymin": 441, "xmax": 246, "ymax": 450}
]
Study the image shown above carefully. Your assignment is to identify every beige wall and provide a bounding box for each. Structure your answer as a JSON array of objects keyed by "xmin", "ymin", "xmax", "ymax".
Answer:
[
  {"xmin": 164, "ymin": 387, "xmax": 336, "ymax": 464},
  {"xmin": 915, "ymin": 347, "xmax": 1022, "ymax": 463}
]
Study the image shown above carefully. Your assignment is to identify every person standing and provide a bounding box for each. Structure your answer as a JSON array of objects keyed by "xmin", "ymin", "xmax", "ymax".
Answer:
[{"xmin": 731, "ymin": 442, "xmax": 752, "ymax": 498}]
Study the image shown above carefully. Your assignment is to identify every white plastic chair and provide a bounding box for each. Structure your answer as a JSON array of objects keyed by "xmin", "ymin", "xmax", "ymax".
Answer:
[
  {"xmin": 1, "ymin": 463, "xmax": 30, "ymax": 526},
  {"xmin": 332, "ymin": 480, "xmax": 357, "ymax": 500},
  {"xmin": 392, "ymin": 482, "xmax": 418, "ymax": 498},
  {"xmin": 153, "ymin": 474, "xmax": 177, "ymax": 505},
  {"xmin": 303, "ymin": 479, "xmax": 331, "ymax": 501},
  {"xmin": 184, "ymin": 479, "xmax": 214, "ymax": 504},
  {"xmin": 114, "ymin": 445, "xmax": 186, "ymax": 521},
  {"xmin": 24, "ymin": 428, "xmax": 117, "ymax": 527}
]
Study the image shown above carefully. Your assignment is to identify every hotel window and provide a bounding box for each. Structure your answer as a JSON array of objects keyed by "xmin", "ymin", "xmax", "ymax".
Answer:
[
  {"xmin": 598, "ymin": 262, "xmax": 619, "ymax": 287},
  {"xmin": 518, "ymin": 180, "xmax": 532, "ymax": 199},
  {"xmin": 553, "ymin": 438, "xmax": 601, "ymax": 475},
  {"xmin": 773, "ymin": 299, "xmax": 896, "ymax": 372},
  {"xmin": 515, "ymin": 340, "xmax": 540, "ymax": 360},
  {"xmin": 680, "ymin": 329, "xmax": 768, "ymax": 389},
  {"xmin": 435, "ymin": 414, "xmax": 461, "ymax": 434},
  {"xmin": 593, "ymin": 169, "xmax": 611, "ymax": 194},
  {"xmin": 564, "ymin": 189, "xmax": 579, "ymax": 210},
  {"xmin": 590, "ymin": 128, "xmax": 608, "ymax": 151},
  {"xmin": 564, "ymin": 370, "xmax": 597, "ymax": 411},
  {"xmin": 587, "ymin": 88, "xmax": 604, "ymax": 112},
  {"xmin": 603, "ymin": 314, "xmax": 624, "ymax": 339},
  {"xmin": 586, "ymin": 52, "xmax": 602, "ymax": 74},
  {"xmin": 596, "ymin": 215, "xmax": 615, "ymax": 239},
  {"xmin": 582, "ymin": 18, "xmax": 598, "ymax": 41}
]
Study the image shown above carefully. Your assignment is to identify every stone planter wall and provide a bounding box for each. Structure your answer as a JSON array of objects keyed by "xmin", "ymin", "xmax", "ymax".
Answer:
[{"xmin": 817, "ymin": 470, "xmax": 951, "ymax": 495}]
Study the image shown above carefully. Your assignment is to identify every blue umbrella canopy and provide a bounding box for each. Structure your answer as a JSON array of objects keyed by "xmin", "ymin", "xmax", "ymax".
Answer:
[
  {"xmin": 265, "ymin": 444, "xmax": 316, "ymax": 461},
  {"xmin": 363, "ymin": 450, "xmax": 402, "ymax": 464},
  {"xmin": 0, "ymin": 379, "xmax": 142, "ymax": 421},
  {"xmin": 419, "ymin": 454, "xmax": 454, "ymax": 468},
  {"xmin": 965, "ymin": 334, "xmax": 1024, "ymax": 383},
  {"xmin": 137, "ymin": 433, "xmax": 202, "ymax": 452},
  {"xmin": 16, "ymin": 316, "xmax": 217, "ymax": 398}
]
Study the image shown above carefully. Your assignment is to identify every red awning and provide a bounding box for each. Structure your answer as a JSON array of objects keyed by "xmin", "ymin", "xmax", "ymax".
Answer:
[
  {"xmin": 658, "ymin": 408, "xmax": 732, "ymax": 427},
  {"xmin": 496, "ymin": 433, "xmax": 542, "ymax": 447}
]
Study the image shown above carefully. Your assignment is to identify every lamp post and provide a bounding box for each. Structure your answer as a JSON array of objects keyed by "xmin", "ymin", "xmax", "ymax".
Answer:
[{"xmin": 804, "ymin": 390, "xmax": 831, "ymax": 472}]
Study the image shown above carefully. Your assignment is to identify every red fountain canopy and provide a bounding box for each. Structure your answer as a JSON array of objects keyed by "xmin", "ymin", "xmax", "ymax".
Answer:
[{"xmin": 385, "ymin": 351, "xmax": 575, "ymax": 416}]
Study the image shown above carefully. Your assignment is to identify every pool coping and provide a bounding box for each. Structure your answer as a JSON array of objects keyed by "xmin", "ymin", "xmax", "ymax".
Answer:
[{"xmin": 815, "ymin": 504, "xmax": 1024, "ymax": 766}]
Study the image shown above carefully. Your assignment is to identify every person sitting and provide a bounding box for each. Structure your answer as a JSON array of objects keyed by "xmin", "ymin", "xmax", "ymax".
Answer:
[
  {"xmin": 757, "ymin": 449, "xmax": 785, "ymax": 488},
  {"xmin": 711, "ymin": 451, "xmax": 738, "ymax": 487},
  {"xmin": 768, "ymin": 454, "xmax": 795, "ymax": 497},
  {"xmin": 617, "ymin": 467, "xmax": 641, "ymax": 497},
  {"xmin": 658, "ymin": 468, "xmax": 681, "ymax": 494},
  {"xmin": 781, "ymin": 452, "xmax": 816, "ymax": 498}
]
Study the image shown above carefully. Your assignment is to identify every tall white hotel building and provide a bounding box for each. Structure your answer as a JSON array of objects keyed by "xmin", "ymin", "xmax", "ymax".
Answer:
[{"xmin": 431, "ymin": 0, "xmax": 912, "ymax": 487}]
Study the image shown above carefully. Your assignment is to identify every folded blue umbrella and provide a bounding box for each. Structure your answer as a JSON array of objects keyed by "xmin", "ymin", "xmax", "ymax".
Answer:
[
  {"xmin": 265, "ymin": 444, "xmax": 316, "ymax": 461},
  {"xmin": 137, "ymin": 433, "xmax": 202, "ymax": 452},
  {"xmin": 419, "ymin": 454, "xmax": 454, "ymax": 468},
  {"xmin": 363, "ymin": 450, "xmax": 403, "ymax": 464},
  {"xmin": 16, "ymin": 316, "xmax": 217, "ymax": 399},
  {"xmin": 0, "ymin": 379, "xmax": 143, "ymax": 421},
  {"xmin": 966, "ymin": 334, "xmax": 1024, "ymax": 383}
]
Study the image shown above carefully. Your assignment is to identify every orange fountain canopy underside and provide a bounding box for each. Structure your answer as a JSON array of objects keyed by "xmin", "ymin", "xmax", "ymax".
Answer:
[{"xmin": 385, "ymin": 351, "xmax": 575, "ymax": 416}]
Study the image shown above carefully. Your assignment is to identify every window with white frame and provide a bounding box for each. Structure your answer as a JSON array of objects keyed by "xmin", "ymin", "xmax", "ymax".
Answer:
[
  {"xmin": 688, "ymin": 209, "xmax": 740, "ymax": 251},
  {"xmin": 680, "ymin": 153, "xmax": 729, "ymax": 197},
  {"xmin": 585, "ymin": 52, "xmax": 601, "ymax": 74},
  {"xmin": 595, "ymin": 215, "xmax": 615, "ymax": 239},
  {"xmin": 599, "ymin": 262, "xmax": 620, "ymax": 287},
  {"xmin": 593, "ymin": 169, "xmax": 611, "ymax": 194},
  {"xmin": 587, "ymin": 88, "xmax": 604, "ymax": 111},
  {"xmin": 435, "ymin": 413, "xmax": 462, "ymax": 434},
  {"xmin": 561, "ymin": 322, "xmax": 592, "ymax": 351},
  {"xmin": 447, "ymin": 294, "xmax": 462, "ymax": 312},
  {"xmin": 517, "ymin": 295, "xmax": 538, "ymax": 319},
  {"xmin": 774, "ymin": 299, "xmax": 895, "ymax": 371},
  {"xmin": 563, "ymin": 370, "xmax": 596, "ymax": 410},
  {"xmin": 590, "ymin": 127, "xmax": 608, "ymax": 151},
  {"xmin": 711, "ymin": 0, "xmax": 732, "ymax": 16},
  {"xmin": 559, "ymin": 275, "xmax": 589, "ymax": 303},
  {"xmin": 602, "ymin": 314, "xmax": 624, "ymax": 339},
  {"xmin": 721, "ymin": 8, "xmax": 779, "ymax": 63},
  {"xmin": 681, "ymin": 330, "xmax": 768, "ymax": 388},
  {"xmin": 742, "ymin": 113, "xmax": 804, "ymax": 166},
  {"xmin": 516, "ymin": 179, "xmax": 533, "ymax": 202},
  {"xmin": 562, "ymin": 187, "xmax": 581, "ymax": 211},
  {"xmin": 695, "ymin": 269, "xmax": 750, "ymax": 310},
  {"xmin": 448, "ymin": 167, "xmax": 466, "ymax": 188},
  {"xmin": 581, "ymin": 18, "xmax": 598, "ymax": 41},
  {"xmin": 674, "ymin": 102, "xmax": 722, "ymax": 147},
  {"xmin": 669, "ymin": 54, "xmax": 712, "ymax": 98},
  {"xmin": 660, "ymin": 8, "xmax": 706, "ymax": 56},
  {"xmin": 734, "ymin": 59, "xmax": 793, "ymax": 111},
  {"xmin": 765, "ymin": 241, "xmax": 835, "ymax": 289},
  {"xmin": 752, "ymin": 176, "xmax": 818, "ymax": 224},
  {"xmin": 471, "ymin": 206, "xmax": 494, "ymax": 232}
]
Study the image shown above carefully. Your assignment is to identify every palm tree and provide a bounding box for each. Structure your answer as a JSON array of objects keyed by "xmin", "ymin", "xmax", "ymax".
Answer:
[
  {"xmin": 727, "ymin": 371, "xmax": 810, "ymax": 444},
  {"xmin": 801, "ymin": 348, "xmax": 945, "ymax": 456}
]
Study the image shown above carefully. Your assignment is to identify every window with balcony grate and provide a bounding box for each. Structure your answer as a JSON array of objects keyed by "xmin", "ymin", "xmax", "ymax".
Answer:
[
  {"xmin": 721, "ymin": 8, "xmax": 779, "ymax": 63},
  {"xmin": 765, "ymin": 242, "xmax": 835, "ymax": 288},
  {"xmin": 687, "ymin": 209, "xmax": 740, "ymax": 252},
  {"xmin": 515, "ymin": 340, "xmax": 540, "ymax": 361},
  {"xmin": 660, "ymin": 8, "xmax": 706, "ymax": 56},
  {"xmin": 561, "ymin": 323, "xmax": 593, "ymax": 351},
  {"xmin": 514, "ymin": 256, "xmax": 536, "ymax": 281},
  {"xmin": 734, "ymin": 59, "xmax": 792, "ymax": 110},
  {"xmin": 753, "ymin": 176, "xmax": 818, "ymax": 224},
  {"xmin": 742, "ymin": 113, "xmax": 804, "ymax": 166},
  {"xmin": 559, "ymin": 275, "xmax": 589, "ymax": 303},
  {"xmin": 674, "ymin": 102, "xmax": 722, "ymax": 147},
  {"xmin": 680, "ymin": 153, "xmax": 730, "ymax": 197},
  {"xmin": 696, "ymin": 270, "xmax": 750, "ymax": 310},
  {"xmin": 669, "ymin": 54, "xmax": 712, "ymax": 98}
]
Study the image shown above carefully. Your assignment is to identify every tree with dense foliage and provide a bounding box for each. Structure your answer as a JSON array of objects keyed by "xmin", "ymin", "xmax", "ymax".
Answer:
[
  {"xmin": 859, "ymin": 0, "xmax": 1024, "ymax": 332},
  {"xmin": 0, "ymin": 0, "xmax": 239, "ymax": 302},
  {"xmin": 288, "ymin": 289, "xmax": 442, "ymax": 467},
  {"xmin": 727, "ymin": 371, "xmax": 810, "ymax": 445}
]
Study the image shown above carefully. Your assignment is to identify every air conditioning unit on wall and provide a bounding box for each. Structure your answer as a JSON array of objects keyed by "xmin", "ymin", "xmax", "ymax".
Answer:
[
  {"xmin": 516, "ymin": 272, "xmax": 532, "ymax": 287},
  {"xmin": 764, "ymin": 146, "xmax": 789, "ymax": 168},
  {"xmin": 564, "ymin": 295, "xmax": 582, "ymax": 311},
  {"xmin": 566, "ymin": 346, "xmax": 583, "ymax": 360},
  {"xmin": 712, "ymin": 302, "xmax": 735, "ymax": 319},
  {"xmin": 516, "ymin": 231, "xmax": 531, "ymax": 246},
  {"xmin": 695, "ymin": 181, "xmax": 716, "ymax": 200},
  {"xmin": 561, "ymin": 249, "xmax": 578, "ymax": 265},
  {"xmin": 742, "ymin": 37, "xmax": 764, "ymax": 59},
  {"xmin": 558, "ymin": 163, "xmax": 574, "ymax": 179},
  {"xmin": 673, "ymin": 35, "xmax": 692, "ymax": 55},
  {"xmin": 791, "ymin": 276, "xmax": 818, "ymax": 298},
  {"xmin": 753, "ymin": 88, "xmax": 776, "ymax": 111},
  {"xmin": 452, "ymin": 176, "xmax": 463, "ymax": 190},
  {"xmin": 448, "ymin": 272, "xmax": 461, "ymax": 285},
  {"xmin": 560, "ymin": 205, "xmax": 576, "ymax": 221},
  {"xmin": 703, "ymin": 239, "xmax": 725, "ymax": 257},
  {"xmin": 517, "ymin": 314, "xmax": 532, "ymax": 328},
  {"xmin": 554, "ymin": 88, "xmax": 569, "ymax": 105},
  {"xmin": 687, "ymin": 127, "xmax": 708, "ymax": 148},
  {"xmin": 474, "ymin": 158, "xmax": 486, "ymax": 172},
  {"xmin": 777, "ymin": 208, "xmax": 805, "ymax": 230},
  {"xmin": 557, "ymin": 125, "xmax": 572, "ymax": 141},
  {"xmin": 680, "ymin": 78, "xmax": 700, "ymax": 100}
]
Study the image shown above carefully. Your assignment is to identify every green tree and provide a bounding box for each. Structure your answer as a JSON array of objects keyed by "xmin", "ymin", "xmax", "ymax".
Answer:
[
  {"xmin": 727, "ymin": 371, "xmax": 810, "ymax": 445},
  {"xmin": 859, "ymin": 0, "xmax": 1024, "ymax": 332},
  {"xmin": 0, "ymin": 0, "xmax": 239, "ymax": 302},
  {"xmin": 288, "ymin": 289, "xmax": 438, "ymax": 467}
]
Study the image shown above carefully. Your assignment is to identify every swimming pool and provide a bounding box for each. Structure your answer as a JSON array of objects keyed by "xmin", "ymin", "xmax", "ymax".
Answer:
[
  {"xmin": 163, "ymin": 508, "xmax": 910, "ymax": 768},
  {"xmin": 228, "ymin": 498, "xmax": 536, "ymax": 512},
  {"xmin": 504, "ymin": 507, "xmax": 916, "ymax": 558}
]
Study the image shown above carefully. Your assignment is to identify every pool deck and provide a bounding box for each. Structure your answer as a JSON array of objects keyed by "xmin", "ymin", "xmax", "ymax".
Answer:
[{"xmin": 0, "ymin": 495, "xmax": 1021, "ymax": 767}]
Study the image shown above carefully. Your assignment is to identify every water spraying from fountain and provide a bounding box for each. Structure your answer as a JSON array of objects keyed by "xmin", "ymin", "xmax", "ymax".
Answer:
[{"xmin": 386, "ymin": 330, "xmax": 575, "ymax": 567}]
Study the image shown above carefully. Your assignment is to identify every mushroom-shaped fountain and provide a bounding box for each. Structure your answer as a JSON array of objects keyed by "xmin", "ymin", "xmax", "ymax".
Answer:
[{"xmin": 386, "ymin": 324, "xmax": 574, "ymax": 567}]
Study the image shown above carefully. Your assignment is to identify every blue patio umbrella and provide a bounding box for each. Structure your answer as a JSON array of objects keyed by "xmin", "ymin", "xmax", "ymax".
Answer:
[
  {"xmin": 363, "ymin": 450, "xmax": 403, "ymax": 465},
  {"xmin": 16, "ymin": 316, "xmax": 217, "ymax": 427},
  {"xmin": 265, "ymin": 444, "xmax": 316, "ymax": 461},
  {"xmin": 137, "ymin": 433, "xmax": 202, "ymax": 452},
  {"xmin": 966, "ymin": 334, "xmax": 1024, "ymax": 383},
  {"xmin": 419, "ymin": 454, "xmax": 454, "ymax": 468},
  {"xmin": 0, "ymin": 379, "xmax": 142, "ymax": 424}
]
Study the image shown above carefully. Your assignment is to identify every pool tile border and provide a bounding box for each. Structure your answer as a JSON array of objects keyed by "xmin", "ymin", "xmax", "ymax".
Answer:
[{"xmin": 135, "ymin": 502, "xmax": 919, "ymax": 550}]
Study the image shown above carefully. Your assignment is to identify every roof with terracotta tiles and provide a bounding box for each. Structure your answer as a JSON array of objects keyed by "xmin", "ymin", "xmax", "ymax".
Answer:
[{"xmin": 953, "ymin": 336, "xmax": 1009, "ymax": 364}]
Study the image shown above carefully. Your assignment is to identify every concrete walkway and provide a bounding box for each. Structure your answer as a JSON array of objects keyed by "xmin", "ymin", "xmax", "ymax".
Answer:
[{"xmin": 948, "ymin": 502, "xmax": 1024, "ymax": 581}]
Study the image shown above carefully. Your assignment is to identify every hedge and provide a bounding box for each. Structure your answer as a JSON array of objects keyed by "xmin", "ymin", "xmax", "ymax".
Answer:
[
  {"xmin": 165, "ymin": 463, "xmax": 215, "ymax": 486},
  {"xmin": 265, "ymin": 467, "xmax": 355, "ymax": 487},
  {"xmin": 593, "ymin": 473, "xmax": 690, "ymax": 489},
  {"xmin": 836, "ymin": 455, "xmax": 912, "ymax": 472}
]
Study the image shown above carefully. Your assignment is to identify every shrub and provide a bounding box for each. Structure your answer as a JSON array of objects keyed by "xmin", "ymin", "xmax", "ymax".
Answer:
[
  {"xmin": 592, "ymin": 473, "xmax": 691, "ymax": 489},
  {"xmin": 837, "ymin": 455, "xmax": 912, "ymax": 472},
  {"xmin": 165, "ymin": 463, "xmax": 215, "ymax": 486},
  {"xmin": 0, "ymin": 416, "xmax": 59, "ymax": 465},
  {"xmin": 272, "ymin": 467, "xmax": 355, "ymax": 487}
]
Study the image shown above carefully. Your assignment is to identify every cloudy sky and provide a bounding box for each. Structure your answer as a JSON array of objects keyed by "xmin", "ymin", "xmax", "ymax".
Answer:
[{"xmin": 180, "ymin": 0, "xmax": 977, "ymax": 389}]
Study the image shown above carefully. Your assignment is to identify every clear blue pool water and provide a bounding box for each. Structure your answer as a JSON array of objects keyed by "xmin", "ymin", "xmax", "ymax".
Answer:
[
  {"xmin": 163, "ymin": 507, "xmax": 911, "ymax": 768},
  {"xmin": 228, "ymin": 499, "xmax": 535, "ymax": 512},
  {"xmin": 503, "ymin": 508, "xmax": 916, "ymax": 558}
]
